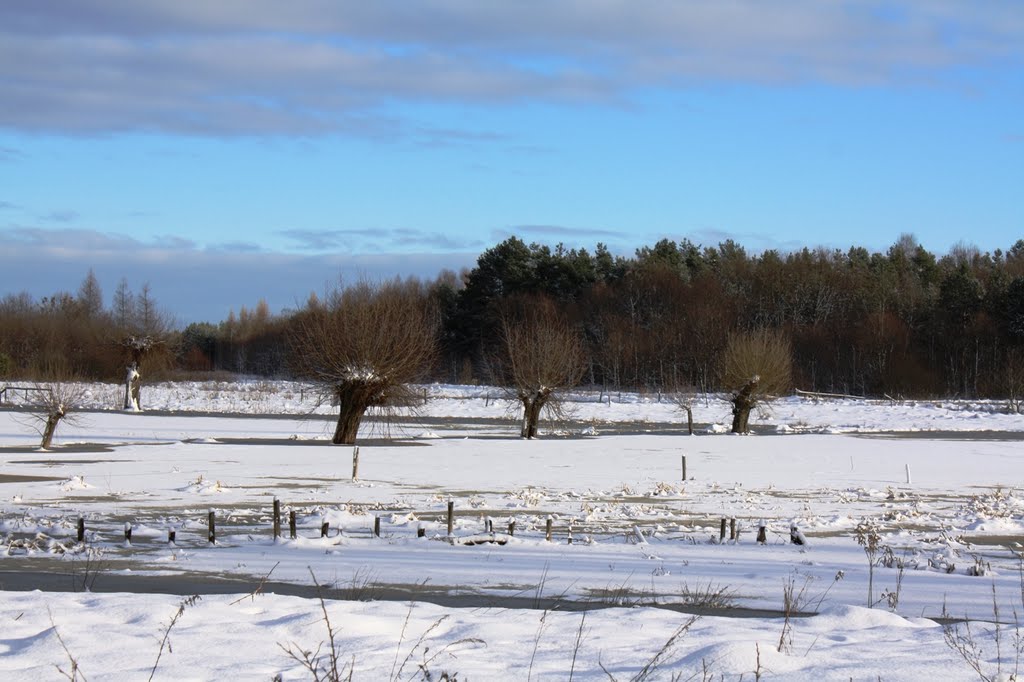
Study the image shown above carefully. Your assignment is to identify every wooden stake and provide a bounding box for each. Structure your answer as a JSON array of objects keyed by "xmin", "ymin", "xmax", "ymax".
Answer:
[
  {"xmin": 508, "ymin": 519, "xmax": 516, "ymax": 536},
  {"xmin": 681, "ymin": 454, "xmax": 687, "ymax": 481},
  {"xmin": 374, "ymin": 516, "xmax": 381, "ymax": 538},
  {"xmin": 545, "ymin": 517, "xmax": 553, "ymax": 542},
  {"xmin": 417, "ymin": 526, "xmax": 425, "ymax": 538},
  {"xmin": 124, "ymin": 522, "xmax": 132, "ymax": 543},
  {"xmin": 730, "ymin": 517, "xmax": 737, "ymax": 541},
  {"xmin": 273, "ymin": 498, "xmax": 281, "ymax": 538},
  {"xmin": 77, "ymin": 517, "xmax": 85, "ymax": 543},
  {"xmin": 207, "ymin": 511, "xmax": 216, "ymax": 544},
  {"xmin": 320, "ymin": 521, "xmax": 329, "ymax": 538},
  {"xmin": 757, "ymin": 522, "xmax": 767, "ymax": 545},
  {"xmin": 351, "ymin": 446, "xmax": 360, "ymax": 481},
  {"xmin": 447, "ymin": 499, "xmax": 454, "ymax": 537},
  {"xmin": 289, "ymin": 510, "xmax": 296, "ymax": 539},
  {"xmin": 168, "ymin": 528, "xmax": 176, "ymax": 544},
  {"xmin": 719, "ymin": 518, "xmax": 727, "ymax": 543}
]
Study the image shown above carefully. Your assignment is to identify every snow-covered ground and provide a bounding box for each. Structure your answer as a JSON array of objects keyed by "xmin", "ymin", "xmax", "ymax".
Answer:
[{"xmin": 1, "ymin": 381, "xmax": 1023, "ymax": 680}]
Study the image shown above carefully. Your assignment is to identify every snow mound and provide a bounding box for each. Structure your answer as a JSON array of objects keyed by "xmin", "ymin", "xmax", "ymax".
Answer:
[
  {"xmin": 812, "ymin": 604, "xmax": 937, "ymax": 630},
  {"xmin": 177, "ymin": 477, "xmax": 229, "ymax": 494},
  {"xmin": 58, "ymin": 475, "xmax": 93, "ymax": 491}
]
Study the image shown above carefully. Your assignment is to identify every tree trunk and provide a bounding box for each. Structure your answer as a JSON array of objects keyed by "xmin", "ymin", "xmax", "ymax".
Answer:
[
  {"xmin": 332, "ymin": 399, "xmax": 366, "ymax": 445},
  {"xmin": 123, "ymin": 363, "xmax": 141, "ymax": 411},
  {"xmin": 520, "ymin": 390, "xmax": 550, "ymax": 439},
  {"xmin": 731, "ymin": 377, "xmax": 759, "ymax": 434},
  {"xmin": 41, "ymin": 411, "xmax": 62, "ymax": 449}
]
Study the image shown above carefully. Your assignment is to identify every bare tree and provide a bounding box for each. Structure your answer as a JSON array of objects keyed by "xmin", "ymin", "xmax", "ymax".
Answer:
[
  {"xmin": 28, "ymin": 365, "xmax": 87, "ymax": 449},
  {"xmin": 722, "ymin": 328, "xmax": 792, "ymax": 433},
  {"xmin": 289, "ymin": 280, "xmax": 438, "ymax": 445},
  {"xmin": 498, "ymin": 304, "xmax": 586, "ymax": 439},
  {"xmin": 117, "ymin": 282, "xmax": 171, "ymax": 411},
  {"xmin": 667, "ymin": 383, "xmax": 698, "ymax": 435}
]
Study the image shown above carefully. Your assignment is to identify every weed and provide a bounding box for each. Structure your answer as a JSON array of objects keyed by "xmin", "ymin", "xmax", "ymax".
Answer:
[
  {"xmin": 49, "ymin": 607, "xmax": 86, "ymax": 682},
  {"xmin": 149, "ymin": 595, "xmax": 201, "ymax": 681},
  {"xmin": 280, "ymin": 570, "xmax": 350, "ymax": 682},
  {"xmin": 391, "ymin": 609, "xmax": 483, "ymax": 682},
  {"xmin": 678, "ymin": 581, "xmax": 736, "ymax": 610}
]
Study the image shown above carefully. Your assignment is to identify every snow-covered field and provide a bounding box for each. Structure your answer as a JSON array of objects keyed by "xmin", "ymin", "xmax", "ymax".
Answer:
[{"xmin": 2, "ymin": 381, "xmax": 1023, "ymax": 680}]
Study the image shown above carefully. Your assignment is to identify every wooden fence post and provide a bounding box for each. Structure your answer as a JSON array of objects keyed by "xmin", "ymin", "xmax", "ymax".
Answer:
[
  {"xmin": 681, "ymin": 455, "xmax": 687, "ymax": 481},
  {"xmin": 730, "ymin": 517, "xmax": 737, "ymax": 542},
  {"xmin": 351, "ymin": 446, "xmax": 360, "ymax": 481},
  {"xmin": 168, "ymin": 528, "xmax": 176, "ymax": 544},
  {"xmin": 321, "ymin": 521, "xmax": 329, "ymax": 538},
  {"xmin": 77, "ymin": 517, "xmax": 85, "ymax": 543},
  {"xmin": 374, "ymin": 516, "xmax": 381, "ymax": 538},
  {"xmin": 757, "ymin": 522, "xmax": 767, "ymax": 545},
  {"xmin": 124, "ymin": 522, "xmax": 132, "ymax": 543},
  {"xmin": 208, "ymin": 511, "xmax": 216, "ymax": 544},
  {"xmin": 289, "ymin": 510, "xmax": 297, "ymax": 539},
  {"xmin": 273, "ymin": 498, "xmax": 281, "ymax": 538},
  {"xmin": 508, "ymin": 519, "xmax": 516, "ymax": 536},
  {"xmin": 447, "ymin": 499, "xmax": 454, "ymax": 538},
  {"xmin": 545, "ymin": 517, "xmax": 553, "ymax": 542},
  {"xmin": 719, "ymin": 518, "xmax": 727, "ymax": 543}
]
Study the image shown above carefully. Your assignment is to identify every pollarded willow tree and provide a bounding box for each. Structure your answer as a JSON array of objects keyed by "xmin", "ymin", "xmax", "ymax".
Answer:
[
  {"xmin": 722, "ymin": 328, "xmax": 792, "ymax": 433},
  {"xmin": 115, "ymin": 281, "xmax": 171, "ymax": 411},
  {"xmin": 498, "ymin": 304, "xmax": 586, "ymax": 439},
  {"xmin": 289, "ymin": 280, "xmax": 438, "ymax": 445},
  {"xmin": 27, "ymin": 363, "xmax": 87, "ymax": 449}
]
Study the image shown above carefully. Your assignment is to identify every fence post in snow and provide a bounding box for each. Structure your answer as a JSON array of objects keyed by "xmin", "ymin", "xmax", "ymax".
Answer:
[
  {"xmin": 273, "ymin": 498, "xmax": 281, "ymax": 538},
  {"xmin": 320, "ymin": 521, "xmax": 329, "ymax": 538},
  {"xmin": 289, "ymin": 510, "xmax": 296, "ymax": 539},
  {"xmin": 719, "ymin": 518, "xmax": 727, "ymax": 543},
  {"xmin": 77, "ymin": 517, "xmax": 85, "ymax": 543},
  {"xmin": 681, "ymin": 455, "xmax": 687, "ymax": 481},
  {"xmin": 757, "ymin": 522, "xmax": 767, "ymax": 545},
  {"xmin": 905, "ymin": 464, "xmax": 912, "ymax": 485},
  {"xmin": 447, "ymin": 499, "xmax": 454, "ymax": 538},
  {"xmin": 207, "ymin": 511, "xmax": 216, "ymax": 544},
  {"xmin": 374, "ymin": 516, "xmax": 381, "ymax": 538},
  {"xmin": 351, "ymin": 446, "xmax": 360, "ymax": 481},
  {"xmin": 124, "ymin": 522, "xmax": 132, "ymax": 544},
  {"xmin": 545, "ymin": 517, "xmax": 553, "ymax": 542},
  {"xmin": 730, "ymin": 517, "xmax": 737, "ymax": 542},
  {"xmin": 508, "ymin": 519, "xmax": 516, "ymax": 536},
  {"xmin": 168, "ymin": 528, "xmax": 176, "ymax": 544}
]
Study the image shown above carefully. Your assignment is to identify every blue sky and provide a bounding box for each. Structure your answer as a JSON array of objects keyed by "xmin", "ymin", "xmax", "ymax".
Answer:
[{"xmin": 1, "ymin": 1, "xmax": 1021, "ymax": 322}]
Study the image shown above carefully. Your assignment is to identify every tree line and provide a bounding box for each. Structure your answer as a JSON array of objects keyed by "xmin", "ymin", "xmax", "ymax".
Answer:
[{"xmin": 3, "ymin": 233, "xmax": 1024, "ymax": 405}]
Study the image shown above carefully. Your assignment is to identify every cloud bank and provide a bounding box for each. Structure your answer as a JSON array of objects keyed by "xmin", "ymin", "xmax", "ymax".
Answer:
[
  {"xmin": 1, "ymin": 1, "xmax": 1020, "ymax": 136},
  {"xmin": 0, "ymin": 227, "xmax": 477, "ymax": 323}
]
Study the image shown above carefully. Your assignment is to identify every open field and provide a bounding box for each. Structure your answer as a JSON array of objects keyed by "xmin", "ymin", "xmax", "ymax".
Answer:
[{"xmin": 2, "ymin": 382, "xmax": 1023, "ymax": 679}]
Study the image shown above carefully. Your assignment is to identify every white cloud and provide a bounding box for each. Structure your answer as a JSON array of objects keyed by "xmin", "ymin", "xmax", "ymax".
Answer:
[
  {"xmin": 0, "ymin": 227, "xmax": 476, "ymax": 322},
  {"xmin": 0, "ymin": 1, "xmax": 1019, "ymax": 136}
]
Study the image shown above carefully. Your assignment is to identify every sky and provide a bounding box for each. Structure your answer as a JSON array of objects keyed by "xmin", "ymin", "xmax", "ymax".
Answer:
[{"xmin": 1, "ymin": 1, "xmax": 1022, "ymax": 323}]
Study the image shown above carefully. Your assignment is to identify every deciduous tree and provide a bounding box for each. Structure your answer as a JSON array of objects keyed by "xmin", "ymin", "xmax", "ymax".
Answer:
[
  {"xmin": 722, "ymin": 329, "xmax": 792, "ymax": 433},
  {"xmin": 497, "ymin": 299, "xmax": 585, "ymax": 439},
  {"xmin": 289, "ymin": 280, "xmax": 438, "ymax": 445}
]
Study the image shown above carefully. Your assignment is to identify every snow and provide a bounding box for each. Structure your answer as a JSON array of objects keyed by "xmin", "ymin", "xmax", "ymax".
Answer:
[{"xmin": 1, "ymin": 381, "xmax": 1023, "ymax": 679}]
